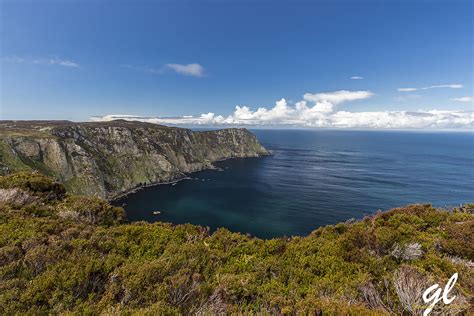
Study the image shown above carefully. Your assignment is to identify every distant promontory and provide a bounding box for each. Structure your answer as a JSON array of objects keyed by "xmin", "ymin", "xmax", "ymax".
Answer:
[{"xmin": 0, "ymin": 120, "xmax": 269, "ymax": 199}]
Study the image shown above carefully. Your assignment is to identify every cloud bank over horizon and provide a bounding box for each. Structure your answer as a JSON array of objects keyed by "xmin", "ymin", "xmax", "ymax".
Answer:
[{"xmin": 91, "ymin": 90, "xmax": 473, "ymax": 130}]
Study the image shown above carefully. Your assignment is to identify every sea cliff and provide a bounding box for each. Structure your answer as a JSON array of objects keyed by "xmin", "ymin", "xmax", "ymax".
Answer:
[{"xmin": 0, "ymin": 120, "xmax": 269, "ymax": 198}]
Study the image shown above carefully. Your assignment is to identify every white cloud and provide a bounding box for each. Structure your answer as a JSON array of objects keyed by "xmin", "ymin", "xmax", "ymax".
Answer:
[
  {"xmin": 303, "ymin": 90, "xmax": 373, "ymax": 105},
  {"xmin": 452, "ymin": 96, "xmax": 472, "ymax": 102},
  {"xmin": 91, "ymin": 110, "xmax": 473, "ymax": 130},
  {"xmin": 329, "ymin": 110, "xmax": 472, "ymax": 129},
  {"xmin": 398, "ymin": 88, "xmax": 419, "ymax": 92},
  {"xmin": 398, "ymin": 84, "xmax": 463, "ymax": 92},
  {"xmin": 3, "ymin": 55, "xmax": 79, "ymax": 68},
  {"xmin": 350, "ymin": 76, "xmax": 363, "ymax": 80},
  {"xmin": 166, "ymin": 63, "xmax": 204, "ymax": 77},
  {"xmin": 123, "ymin": 63, "xmax": 205, "ymax": 77},
  {"xmin": 338, "ymin": 109, "xmax": 470, "ymax": 129},
  {"xmin": 48, "ymin": 58, "xmax": 79, "ymax": 68},
  {"xmin": 428, "ymin": 84, "xmax": 463, "ymax": 89},
  {"xmin": 91, "ymin": 89, "xmax": 473, "ymax": 129}
]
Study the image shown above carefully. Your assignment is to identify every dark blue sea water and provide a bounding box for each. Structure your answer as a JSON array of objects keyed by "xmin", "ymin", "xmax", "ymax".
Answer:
[{"xmin": 115, "ymin": 130, "xmax": 474, "ymax": 238}]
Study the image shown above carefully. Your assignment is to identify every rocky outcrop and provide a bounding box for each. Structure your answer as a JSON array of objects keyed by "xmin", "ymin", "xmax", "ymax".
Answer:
[
  {"xmin": 0, "ymin": 120, "xmax": 269, "ymax": 198},
  {"xmin": 0, "ymin": 188, "xmax": 39, "ymax": 207}
]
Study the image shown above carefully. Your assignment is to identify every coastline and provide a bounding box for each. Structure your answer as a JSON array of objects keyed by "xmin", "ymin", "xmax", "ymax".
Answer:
[
  {"xmin": 109, "ymin": 174, "xmax": 191, "ymax": 202},
  {"xmin": 108, "ymin": 152, "xmax": 273, "ymax": 202}
]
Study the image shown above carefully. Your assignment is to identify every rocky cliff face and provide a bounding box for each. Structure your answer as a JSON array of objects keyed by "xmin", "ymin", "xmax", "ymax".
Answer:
[{"xmin": 0, "ymin": 120, "xmax": 269, "ymax": 198}]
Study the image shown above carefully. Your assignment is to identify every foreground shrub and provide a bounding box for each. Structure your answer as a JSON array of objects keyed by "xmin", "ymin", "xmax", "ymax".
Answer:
[
  {"xmin": 57, "ymin": 196, "xmax": 126, "ymax": 225},
  {"xmin": 0, "ymin": 172, "xmax": 66, "ymax": 201},
  {"xmin": 0, "ymin": 173, "xmax": 472, "ymax": 314}
]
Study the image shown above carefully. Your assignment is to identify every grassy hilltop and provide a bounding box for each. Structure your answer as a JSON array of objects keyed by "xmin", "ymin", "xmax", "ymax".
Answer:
[{"xmin": 0, "ymin": 172, "xmax": 472, "ymax": 314}]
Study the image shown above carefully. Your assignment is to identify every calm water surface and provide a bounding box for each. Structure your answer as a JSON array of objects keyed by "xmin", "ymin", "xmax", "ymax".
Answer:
[{"xmin": 115, "ymin": 130, "xmax": 474, "ymax": 238}]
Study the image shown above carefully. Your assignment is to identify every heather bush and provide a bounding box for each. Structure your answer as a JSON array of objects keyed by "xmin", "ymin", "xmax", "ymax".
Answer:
[{"xmin": 0, "ymin": 173, "xmax": 472, "ymax": 314}]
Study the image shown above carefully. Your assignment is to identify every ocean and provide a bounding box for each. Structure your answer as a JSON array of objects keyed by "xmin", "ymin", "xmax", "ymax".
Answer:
[{"xmin": 115, "ymin": 129, "xmax": 474, "ymax": 238}]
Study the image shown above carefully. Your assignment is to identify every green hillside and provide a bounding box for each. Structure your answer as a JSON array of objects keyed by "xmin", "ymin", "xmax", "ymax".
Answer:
[{"xmin": 0, "ymin": 172, "xmax": 472, "ymax": 314}]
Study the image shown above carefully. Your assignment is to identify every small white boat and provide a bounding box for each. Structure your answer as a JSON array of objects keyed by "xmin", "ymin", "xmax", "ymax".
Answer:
[{"xmin": 152, "ymin": 211, "xmax": 161, "ymax": 215}]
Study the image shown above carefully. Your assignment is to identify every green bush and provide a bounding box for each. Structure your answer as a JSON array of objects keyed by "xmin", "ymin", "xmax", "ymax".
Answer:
[
  {"xmin": 0, "ymin": 173, "xmax": 472, "ymax": 314},
  {"xmin": 0, "ymin": 172, "xmax": 66, "ymax": 201}
]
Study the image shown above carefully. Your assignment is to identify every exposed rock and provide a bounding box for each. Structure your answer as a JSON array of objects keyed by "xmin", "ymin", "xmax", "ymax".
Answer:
[
  {"xmin": 0, "ymin": 188, "xmax": 38, "ymax": 207},
  {"xmin": 391, "ymin": 242, "xmax": 423, "ymax": 261},
  {"xmin": 0, "ymin": 120, "xmax": 269, "ymax": 199},
  {"xmin": 448, "ymin": 255, "xmax": 474, "ymax": 268},
  {"xmin": 57, "ymin": 209, "xmax": 81, "ymax": 221}
]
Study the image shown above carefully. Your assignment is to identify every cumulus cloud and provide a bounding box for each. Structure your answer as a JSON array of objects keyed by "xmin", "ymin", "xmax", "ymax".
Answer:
[
  {"xmin": 398, "ymin": 84, "xmax": 463, "ymax": 92},
  {"xmin": 89, "ymin": 90, "xmax": 473, "ymax": 129},
  {"xmin": 350, "ymin": 76, "xmax": 363, "ymax": 80},
  {"xmin": 166, "ymin": 63, "xmax": 204, "ymax": 77},
  {"xmin": 452, "ymin": 96, "xmax": 472, "ymax": 102},
  {"xmin": 3, "ymin": 55, "xmax": 79, "ymax": 68}
]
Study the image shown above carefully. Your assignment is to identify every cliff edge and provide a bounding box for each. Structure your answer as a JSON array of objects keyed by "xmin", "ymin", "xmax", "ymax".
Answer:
[{"xmin": 0, "ymin": 120, "xmax": 269, "ymax": 198}]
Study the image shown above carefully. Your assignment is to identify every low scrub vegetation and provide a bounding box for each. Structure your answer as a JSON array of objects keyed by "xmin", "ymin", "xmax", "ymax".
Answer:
[{"xmin": 0, "ymin": 172, "xmax": 472, "ymax": 314}]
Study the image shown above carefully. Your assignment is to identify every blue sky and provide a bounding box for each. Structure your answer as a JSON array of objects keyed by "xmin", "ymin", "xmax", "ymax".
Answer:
[{"xmin": 1, "ymin": 0, "xmax": 473, "ymax": 128}]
